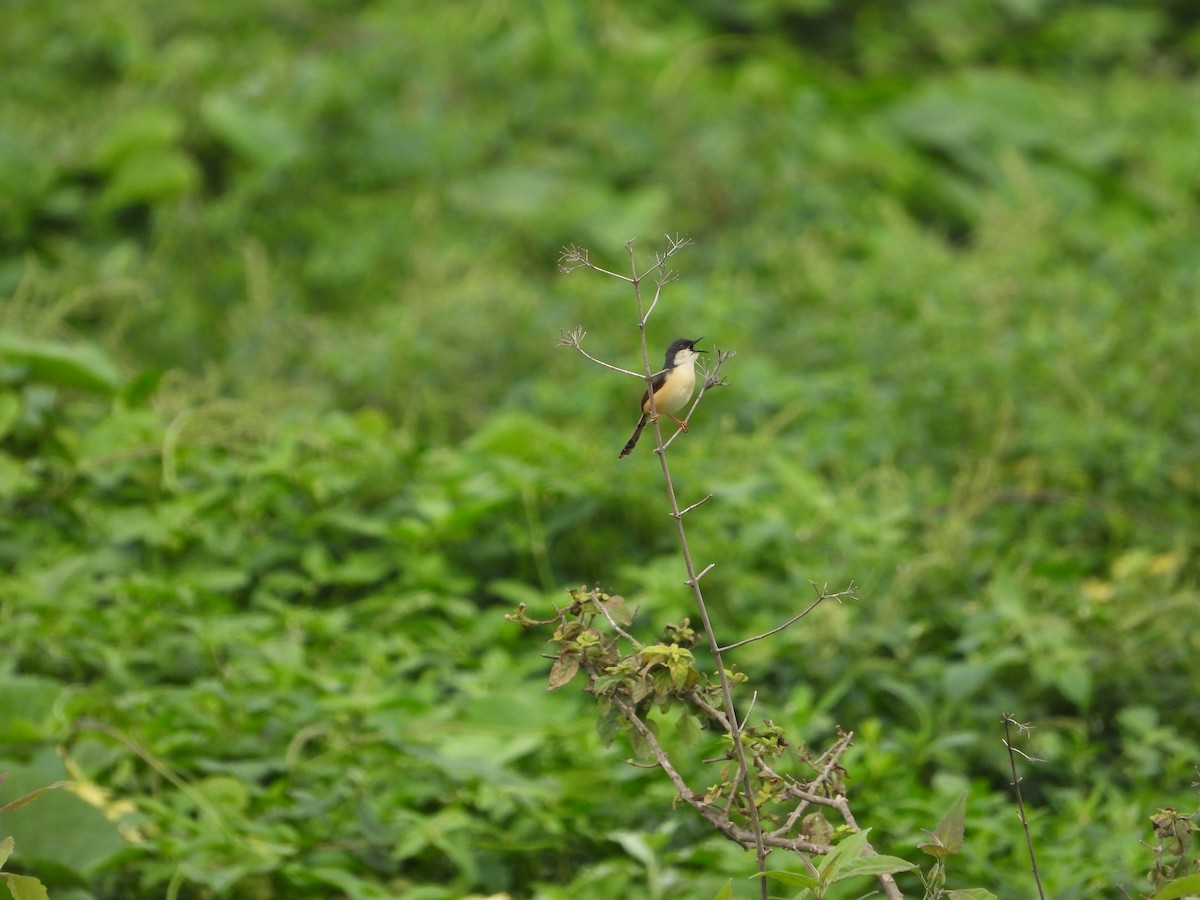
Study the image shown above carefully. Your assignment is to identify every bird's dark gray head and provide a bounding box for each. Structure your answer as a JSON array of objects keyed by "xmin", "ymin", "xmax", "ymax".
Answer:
[{"xmin": 663, "ymin": 336, "xmax": 705, "ymax": 368}]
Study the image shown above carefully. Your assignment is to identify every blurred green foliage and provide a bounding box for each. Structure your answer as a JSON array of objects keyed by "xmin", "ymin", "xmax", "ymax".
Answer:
[{"xmin": 2, "ymin": 0, "xmax": 1199, "ymax": 897}]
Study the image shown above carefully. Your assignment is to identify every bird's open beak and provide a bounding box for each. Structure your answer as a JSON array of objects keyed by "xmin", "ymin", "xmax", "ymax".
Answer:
[{"xmin": 692, "ymin": 337, "xmax": 707, "ymax": 352}]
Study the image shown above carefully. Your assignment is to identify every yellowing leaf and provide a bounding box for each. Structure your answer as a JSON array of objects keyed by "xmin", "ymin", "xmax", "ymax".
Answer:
[
  {"xmin": 5, "ymin": 873, "xmax": 51, "ymax": 900},
  {"xmin": 547, "ymin": 651, "xmax": 580, "ymax": 690}
]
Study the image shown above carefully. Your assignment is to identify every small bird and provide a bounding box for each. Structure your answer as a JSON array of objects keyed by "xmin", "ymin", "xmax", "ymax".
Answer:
[{"xmin": 619, "ymin": 337, "xmax": 706, "ymax": 458}]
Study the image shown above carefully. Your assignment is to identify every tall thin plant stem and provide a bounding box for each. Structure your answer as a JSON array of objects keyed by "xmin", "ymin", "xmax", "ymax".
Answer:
[
  {"xmin": 555, "ymin": 237, "xmax": 901, "ymax": 900},
  {"xmin": 1003, "ymin": 714, "xmax": 1046, "ymax": 899},
  {"xmin": 623, "ymin": 239, "xmax": 770, "ymax": 898}
]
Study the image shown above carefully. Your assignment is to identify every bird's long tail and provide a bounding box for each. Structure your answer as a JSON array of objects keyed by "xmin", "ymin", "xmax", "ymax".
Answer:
[{"xmin": 618, "ymin": 414, "xmax": 649, "ymax": 458}]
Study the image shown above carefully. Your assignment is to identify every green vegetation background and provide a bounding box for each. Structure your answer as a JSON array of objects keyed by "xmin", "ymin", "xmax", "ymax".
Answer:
[{"xmin": 2, "ymin": 1, "xmax": 1199, "ymax": 897}]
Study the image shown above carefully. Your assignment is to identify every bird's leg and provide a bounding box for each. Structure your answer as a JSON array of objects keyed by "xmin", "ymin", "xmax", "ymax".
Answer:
[{"xmin": 668, "ymin": 415, "xmax": 689, "ymax": 433}]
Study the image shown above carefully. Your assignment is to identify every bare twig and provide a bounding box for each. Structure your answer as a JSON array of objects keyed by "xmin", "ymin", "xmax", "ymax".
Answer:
[
  {"xmin": 546, "ymin": 238, "xmax": 897, "ymax": 900},
  {"xmin": 737, "ymin": 691, "xmax": 759, "ymax": 731},
  {"xmin": 557, "ymin": 327, "xmax": 658, "ymax": 380},
  {"xmin": 1003, "ymin": 714, "xmax": 1047, "ymax": 900},
  {"xmin": 660, "ymin": 348, "xmax": 734, "ymax": 452},
  {"xmin": 655, "ymin": 418, "xmax": 693, "ymax": 454},
  {"xmin": 612, "ymin": 679, "xmax": 902, "ymax": 900},
  {"xmin": 558, "ymin": 236, "xmax": 692, "ymax": 289},
  {"xmin": 639, "ymin": 235, "xmax": 693, "ymax": 287},
  {"xmin": 561, "ymin": 603, "xmax": 903, "ymax": 893},
  {"xmin": 720, "ymin": 583, "xmax": 856, "ymax": 653},
  {"xmin": 554, "ymin": 325, "xmax": 586, "ymax": 347},
  {"xmin": 598, "ymin": 680, "xmax": 833, "ymax": 855},
  {"xmin": 702, "ymin": 348, "xmax": 737, "ymax": 389},
  {"xmin": 558, "ymin": 245, "xmax": 633, "ymax": 281},
  {"xmin": 675, "ymin": 494, "xmax": 714, "ymax": 517},
  {"xmin": 644, "ymin": 273, "xmax": 668, "ymax": 323},
  {"xmin": 591, "ymin": 592, "xmax": 643, "ymax": 648},
  {"xmin": 615, "ymin": 243, "xmax": 771, "ymax": 898}
]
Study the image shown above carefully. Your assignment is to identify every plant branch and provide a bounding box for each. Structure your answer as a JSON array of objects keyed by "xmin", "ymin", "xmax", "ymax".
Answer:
[
  {"xmin": 557, "ymin": 327, "xmax": 653, "ymax": 380},
  {"xmin": 604, "ymin": 686, "xmax": 833, "ymax": 855},
  {"xmin": 616, "ymin": 241, "xmax": 769, "ymax": 897},
  {"xmin": 659, "ymin": 350, "xmax": 734, "ymax": 452},
  {"xmin": 720, "ymin": 582, "xmax": 856, "ymax": 653},
  {"xmin": 558, "ymin": 245, "xmax": 633, "ymax": 281},
  {"xmin": 541, "ymin": 238, "xmax": 897, "ymax": 900},
  {"xmin": 676, "ymin": 494, "xmax": 714, "ymax": 517},
  {"xmin": 1003, "ymin": 713, "xmax": 1046, "ymax": 900},
  {"xmin": 591, "ymin": 592, "xmax": 643, "ymax": 649}
]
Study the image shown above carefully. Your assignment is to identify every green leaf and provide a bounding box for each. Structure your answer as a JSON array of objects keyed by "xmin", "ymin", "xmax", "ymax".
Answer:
[
  {"xmin": 628, "ymin": 726, "xmax": 652, "ymax": 761},
  {"xmin": 0, "ymin": 334, "xmax": 121, "ymax": 394},
  {"xmin": 639, "ymin": 644, "xmax": 676, "ymax": 661},
  {"xmin": 1153, "ymin": 874, "xmax": 1200, "ymax": 900},
  {"xmin": 94, "ymin": 106, "xmax": 185, "ymax": 170},
  {"xmin": 947, "ymin": 889, "xmax": 999, "ymax": 900},
  {"xmin": 920, "ymin": 791, "xmax": 968, "ymax": 859},
  {"xmin": 816, "ymin": 828, "xmax": 871, "ymax": 882},
  {"xmin": 758, "ymin": 869, "xmax": 820, "ymax": 889},
  {"xmin": 100, "ymin": 149, "xmax": 200, "ymax": 209},
  {"xmin": 711, "ymin": 878, "xmax": 733, "ymax": 900},
  {"xmin": 4, "ymin": 873, "xmax": 50, "ymax": 900},
  {"xmin": 1051, "ymin": 657, "xmax": 1093, "ymax": 707},
  {"xmin": 0, "ymin": 453, "xmax": 33, "ymax": 498},
  {"xmin": 0, "ymin": 782, "xmax": 70, "ymax": 817},
  {"xmin": 837, "ymin": 855, "xmax": 919, "ymax": 880},
  {"xmin": 0, "ymin": 393, "xmax": 19, "ymax": 440},
  {"xmin": 201, "ymin": 94, "xmax": 303, "ymax": 170},
  {"xmin": 0, "ymin": 749, "xmax": 125, "ymax": 878},
  {"xmin": 675, "ymin": 711, "xmax": 701, "ymax": 745},
  {"xmin": 609, "ymin": 830, "xmax": 656, "ymax": 869},
  {"xmin": 596, "ymin": 708, "xmax": 621, "ymax": 746},
  {"xmin": 0, "ymin": 836, "xmax": 11, "ymax": 870}
]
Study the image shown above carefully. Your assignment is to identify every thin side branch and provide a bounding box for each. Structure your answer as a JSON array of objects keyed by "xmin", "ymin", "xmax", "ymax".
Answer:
[
  {"xmin": 547, "ymin": 238, "xmax": 892, "ymax": 900},
  {"xmin": 1003, "ymin": 713, "xmax": 1047, "ymax": 900},
  {"xmin": 660, "ymin": 346, "xmax": 734, "ymax": 452},
  {"xmin": 605, "ymin": 689, "xmax": 831, "ymax": 854},
  {"xmin": 558, "ymin": 245, "xmax": 634, "ymax": 282},
  {"xmin": 635, "ymin": 235, "xmax": 693, "ymax": 289},
  {"xmin": 557, "ymin": 327, "xmax": 657, "ymax": 380},
  {"xmin": 612, "ymin": 240, "xmax": 770, "ymax": 896},
  {"xmin": 676, "ymin": 494, "xmax": 715, "ymax": 517},
  {"xmin": 720, "ymin": 583, "xmax": 856, "ymax": 653},
  {"xmin": 702, "ymin": 348, "xmax": 737, "ymax": 389},
  {"xmin": 686, "ymin": 562, "xmax": 716, "ymax": 586},
  {"xmin": 737, "ymin": 691, "xmax": 759, "ymax": 731},
  {"xmin": 642, "ymin": 253, "xmax": 684, "ymax": 322},
  {"xmin": 592, "ymin": 593, "xmax": 643, "ymax": 649}
]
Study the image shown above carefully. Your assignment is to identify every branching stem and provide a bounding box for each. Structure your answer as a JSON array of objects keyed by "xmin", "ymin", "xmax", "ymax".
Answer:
[
  {"xmin": 617, "ymin": 238, "xmax": 770, "ymax": 898},
  {"xmin": 551, "ymin": 237, "xmax": 902, "ymax": 900},
  {"xmin": 1003, "ymin": 714, "xmax": 1046, "ymax": 900}
]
